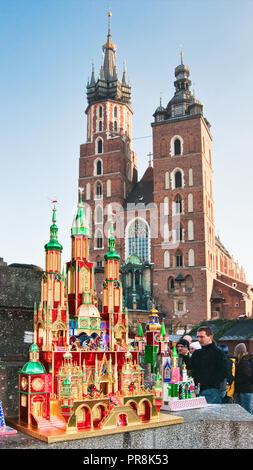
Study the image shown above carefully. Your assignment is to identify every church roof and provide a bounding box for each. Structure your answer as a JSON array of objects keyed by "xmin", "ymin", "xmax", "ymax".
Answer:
[{"xmin": 123, "ymin": 166, "xmax": 154, "ymax": 208}]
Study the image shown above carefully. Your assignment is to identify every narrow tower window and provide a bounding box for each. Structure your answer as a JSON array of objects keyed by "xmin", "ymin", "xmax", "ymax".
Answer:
[
  {"xmin": 174, "ymin": 139, "xmax": 181, "ymax": 155},
  {"xmin": 96, "ymin": 160, "xmax": 102, "ymax": 176},
  {"xmin": 175, "ymin": 171, "xmax": 182, "ymax": 188},
  {"xmin": 97, "ymin": 139, "xmax": 103, "ymax": 154},
  {"xmin": 99, "ymin": 106, "xmax": 103, "ymax": 118}
]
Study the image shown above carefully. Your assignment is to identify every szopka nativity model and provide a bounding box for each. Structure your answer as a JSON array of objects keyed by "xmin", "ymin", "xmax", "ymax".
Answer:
[{"xmin": 10, "ymin": 197, "xmax": 183, "ymax": 442}]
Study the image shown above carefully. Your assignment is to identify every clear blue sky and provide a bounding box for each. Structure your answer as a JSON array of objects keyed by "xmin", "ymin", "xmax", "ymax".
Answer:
[{"xmin": 1, "ymin": 0, "xmax": 253, "ymax": 284}]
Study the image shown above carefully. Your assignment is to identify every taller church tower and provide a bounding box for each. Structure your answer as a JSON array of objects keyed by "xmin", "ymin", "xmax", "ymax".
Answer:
[
  {"xmin": 79, "ymin": 12, "xmax": 137, "ymax": 280},
  {"xmin": 151, "ymin": 54, "xmax": 216, "ymax": 327}
]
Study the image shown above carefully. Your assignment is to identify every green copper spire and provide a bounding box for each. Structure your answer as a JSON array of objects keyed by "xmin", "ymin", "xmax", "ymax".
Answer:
[
  {"xmin": 137, "ymin": 320, "xmax": 144, "ymax": 338},
  {"xmin": 44, "ymin": 206, "xmax": 63, "ymax": 252},
  {"xmin": 71, "ymin": 190, "xmax": 89, "ymax": 236},
  {"xmin": 104, "ymin": 222, "xmax": 120, "ymax": 261},
  {"xmin": 172, "ymin": 342, "xmax": 178, "ymax": 358},
  {"xmin": 160, "ymin": 320, "xmax": 167, "ymax": 338}
]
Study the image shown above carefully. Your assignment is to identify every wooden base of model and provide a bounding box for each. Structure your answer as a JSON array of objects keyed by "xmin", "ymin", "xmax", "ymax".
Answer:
[{"xmin": 8, "ymin": 411, "xmax": 183, "ymax": 443}]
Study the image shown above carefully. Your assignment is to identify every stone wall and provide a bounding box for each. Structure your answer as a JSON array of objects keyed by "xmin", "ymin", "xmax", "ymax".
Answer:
[{"xmin": 0, "ymin": 260, "xmax": 42, "ymax": 417}]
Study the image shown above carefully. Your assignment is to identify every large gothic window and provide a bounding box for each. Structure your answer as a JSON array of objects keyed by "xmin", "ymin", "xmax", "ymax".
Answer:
[{"xmin": 126, "ymin": 218, "xmax": 150, "ymax": 262}]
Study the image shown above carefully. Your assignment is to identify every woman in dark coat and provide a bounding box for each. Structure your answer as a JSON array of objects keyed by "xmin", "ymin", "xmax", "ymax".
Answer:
[{"xmin": 234, "ymin": 343, "xmax": 253, "ymax": 415}]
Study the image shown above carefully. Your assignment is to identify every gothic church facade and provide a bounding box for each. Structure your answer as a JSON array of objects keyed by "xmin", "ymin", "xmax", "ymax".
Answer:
[{"xmin": 78, "ymin": 14, "xmax": 253, "ymax": 331}]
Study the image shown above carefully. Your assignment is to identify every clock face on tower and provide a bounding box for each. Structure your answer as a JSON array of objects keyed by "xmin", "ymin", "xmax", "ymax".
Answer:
[
  {"xmin": 32, "ymin": 378, "xmax": 44, "ymax": 392},
  {"xmin": 21, "ymin": 377, "xmax": 28, "ymax": 391}
]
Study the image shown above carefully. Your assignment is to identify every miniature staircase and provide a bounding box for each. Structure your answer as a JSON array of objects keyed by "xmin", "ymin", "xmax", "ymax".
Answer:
[
  {"xmin": 49, "ymin": 416, "xmax": 66, "ymax": 430},
  {"xmin": 35, "ymin": 417, "xmax": 53, "ymax": 430}
]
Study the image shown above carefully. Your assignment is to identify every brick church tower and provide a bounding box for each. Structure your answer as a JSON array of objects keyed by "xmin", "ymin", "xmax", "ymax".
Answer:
[
  {"xmin": 78, "ymin": 12, "xmax": 137, "ymax": 295},
  {"xmin": 151, "ymin": 53, "xmax": 216, "ymax": 326}
]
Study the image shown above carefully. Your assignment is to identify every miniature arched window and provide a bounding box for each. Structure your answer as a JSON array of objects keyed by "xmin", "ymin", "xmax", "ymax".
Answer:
[
  {"xmin": 175, "ymin": 194, "xmax": 182, "ymax": 214},
  {"xmin": 188, "ymin": 193, "xmax": 193, "ymax": 212},
  {"xmin": 86, "ymin": 183, "xmax": 91, "ymax": 201},
  {"xmin": 95, "ymin": 205, "xmax": 103, "ymax": 224},
  {"xmin": 176, "ymin": 250, "xmax": 183, "ymax": 267},
  {"xmin": 106, "ymin": 179, "xmax": 111, "ymax": 197},
  {"xmin": 175, "ymin": 171, "xmax": 182, "ymax": 188},
  {"xmin": 99, "ymin": 106, "xmax": 103, "ymax": 118},
  {"xmin": 164, "ymin": 251, "xmax": 170, "ymax": 268},
  {"xmin": 188, "ymin": 249, "xmax": 195, "ymax": 266},
  {"xmin": 95, "ymin": 181, "xmax": 102, "ymax": 199},
  {"xmin": 95, "ymin": 229, "xmax": 103, "ymax": 249},
  {"xmin": 185, "ymin": 275, "xmax": 193, "ymax": 292},
  {"xmin": 174, "ymin": 138, "xmax": 181, "ymax": 155},
  {"xmin": 97, "ymin": 139, "xmax": 103, "ymax": 154},
  {"xmin": 168, "ymin": 277, "xmax": 175, "ymax": 291},
  {"xmin": 188, "ymin": 220, "xmax": 194, "ymax": 240}
]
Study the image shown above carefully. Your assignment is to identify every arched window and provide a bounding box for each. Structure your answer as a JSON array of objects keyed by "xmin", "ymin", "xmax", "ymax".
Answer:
[
  {"xmin": 164, "ymin": 196, "xmax": 169, "ymax": 216},
  {"xmin": 188, "ymin": 220, "xmax": 194, "ymax": 240},
  {"xmin": 95, "ymin": 181, "xmax": 102, "ymax": 199},
  {"xmin": 165, "ymin": 172, "xmax": 170, "ymax": 189},
  {"xmin": 106, "ymin": 179, "xmax": 111, "ymax": 197},
  {"xmin": 185, "ymin": 275, "xmax": 193, "ymax": 292},
  {"xmin": 188, "ymin": 193, "xmax": 193, "ymax": 212},
  {"xmin": 95, "ymin": 229, "xmax": 103, "ymax": 249},
  {"xmin": 114, "ymin": 106, "xmax": 117, "ymax": 118},
  {"xmin": 126, "ymin": 218, "xmax": 150, "ymax": 262},
  {"xmin": 176, "ymin": 250, "xmax": 183, "ymax": 267},
  {"xmin": 96, "ymin": 256, "xmax": 103, "ymax": 268},
  {"xmin": 175, "ymin": 171, "xmax": 182, "ymax": 188},
  {"xmin": 96, "ymin": 159, "xmax": 102, "ymax": 176},
  {"xmin": 99, "ymin": 120, "xmax": 103, "ymax": 132},
  {"xmin": 189, "ymin": 168, "xmax": 193, "ymax": 186},
  {"xmin": 168, "ymin": 277, "xmax": 175, "ymax": 292},
  {"xmin": 97, "ymin": 139, "xmax": 103, "ymax": 154},
  {"xmin": 99, "ymin": 106, "xmax": 103, "ymax": 118},
  {"xmin": 95, "ymin": 205, "xmax": 103, "ymax": 224},
  {"xmin": 86, "ymin": 183, "xmax": 90, "ymax": 201},
  {"xmin": 188, "ymin": 249, "xmax": 195, "ymax": 267},
  {"xmin": 114, "ymin": 121, "xmax": 117, "ymax": 132},
  {"xmin": 174, "ymin": 138, "xmax": 181, "ymax": 155},
  {"xmin": 175, "ymin": 194, "xmax": 182, "ymax": 214},
  {"xmin": 164, "ymin": 251, "xmax": 170, "ymax": 268},
  {"xmin": 175, "ymin": 222, "xmax": 183, "ymax": 242}
]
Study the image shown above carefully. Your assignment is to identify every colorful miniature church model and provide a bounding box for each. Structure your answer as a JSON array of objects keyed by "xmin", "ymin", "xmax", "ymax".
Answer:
[
  {"xmin": 162, "ymin": 343, "xmax": 207, "ymax": 412},
  {"xmin": 13, "ymin": 198, "xmax": 183, "ymax": 442}
]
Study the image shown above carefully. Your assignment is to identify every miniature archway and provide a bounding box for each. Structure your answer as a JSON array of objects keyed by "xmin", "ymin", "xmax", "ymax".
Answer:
[
  {"xmin": 139, "ymin": 399, "xmax": 151, "ymax": 422},
  {"xmin": 92, "ymin": 403, "xmax": 107, "ymax": 428},
  {"xmin": 125, "ymin": 400, "xmax": 138, "ymax": 414},
  {"xmin": 75, "ymin": 404, "xmax": 92, "ymax": 430}
]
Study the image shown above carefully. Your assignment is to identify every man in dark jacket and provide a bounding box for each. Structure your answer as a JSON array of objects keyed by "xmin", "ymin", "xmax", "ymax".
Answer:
[{"xmin": 190, "ymin": 326, "xmax": 227, "ymax": 404}]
